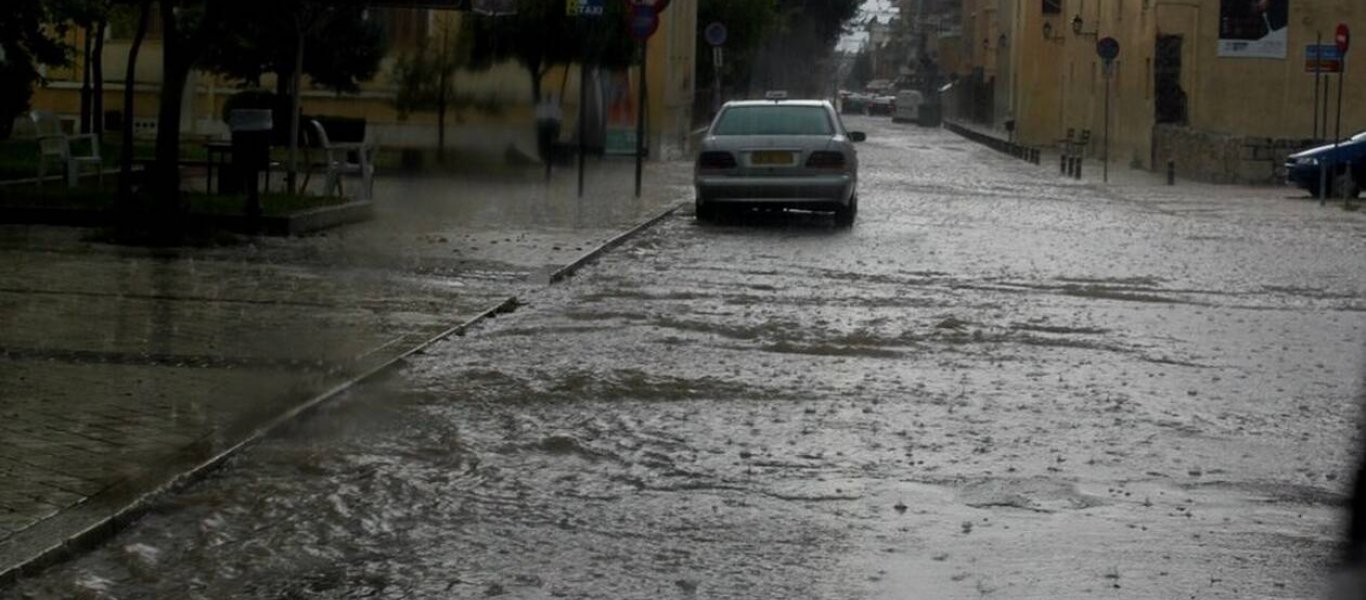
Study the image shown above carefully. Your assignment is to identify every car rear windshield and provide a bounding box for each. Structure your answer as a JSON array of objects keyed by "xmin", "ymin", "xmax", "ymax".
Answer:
[{"xmin": 712, "ymin": 106, "xmax": 834, "ymax": 136}]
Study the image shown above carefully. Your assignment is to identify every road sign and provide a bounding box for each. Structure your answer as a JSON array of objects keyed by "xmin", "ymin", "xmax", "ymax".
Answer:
[
  {"xmin": 705, "ymin": 22, "xmax": 728, "ymax": 46},
  {"xmin": 1306, "ymin": 44, "xmax": 1344, "ymax": 73},
  {"xmin": 1096, "ymin": 37, "xmax": 1120, "ymax": 61},
  {"xmin": 1337, "ymin": 23, "xmax": 1351, "ymax": 55},
  {"xmin": 566, "ymin": 0, "xmax": 603, "ymax": 17},
  {"xmin": 629, "ymin": 5, "xmax": 659, "ymax": 41},
  {"xmin": 627, "ymin": 0, "xmax": 670, "ymax": 11}
]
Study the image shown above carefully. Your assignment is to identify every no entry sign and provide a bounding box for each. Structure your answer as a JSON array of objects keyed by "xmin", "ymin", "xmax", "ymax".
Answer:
[
  {"xmin": 629, "ymin": 5, "xmax": 659, "ymax": 42},
  {"xmin": 1336, "ymin": 23, "xmax": 1351, "ymax": 55}
]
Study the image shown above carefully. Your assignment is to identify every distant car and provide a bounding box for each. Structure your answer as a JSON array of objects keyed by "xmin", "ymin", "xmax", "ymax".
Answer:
[
  {"xmin": 1285, "ymin": 131, "xmax": 1366, "ymax": 198},
  {"xmin": 866, "ymin": 95, "xmax": 896, "ymax": 116},
  {"xmin": 841, "ymin": 93, "xmax": 871, "ymax": 115},
  {"xmin": 694, "ymin": 99, "xmax": 865, "ymax": 225},
  {"xmin": 893, "ymin": 90, "xmax": 924, "ymax": 123}
]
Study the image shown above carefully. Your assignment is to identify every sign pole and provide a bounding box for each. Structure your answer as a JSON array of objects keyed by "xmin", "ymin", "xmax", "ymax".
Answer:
[
  {"xmin": 1331, "ymin": 23, "xmax": 1351, "ymax": 200},
  {"xmin": 704, "ymin": 22, "xmax": 728, "ymax": 115},
  {"xmin": 1104, "ymin": 62, "xmax": 1111, "ymax": 183},
  {"xmin": 1335, "ymin": 55, "xmax": 1346, "ymax": 147},
  {"xmin": 1094, "ymin": 37, "xmax": 1120, "ymax": 184},
  {"xmin": 626, "ymin": 1, "xmax": 662, "ymax": 199},
  {"xmin": 578, "ymin": 60, "xmax": 588, "ymax": 198},
  {"xmin": 713, "ymin": 47, "xmax": 723, "ymax": 113},
  {"xmin": 1314, "ymin": 33, "xmax": 1322, "ymax": 140},
  {"xmin": 635, "ymin": 42, "xmax": 646, "ymax": 198}
]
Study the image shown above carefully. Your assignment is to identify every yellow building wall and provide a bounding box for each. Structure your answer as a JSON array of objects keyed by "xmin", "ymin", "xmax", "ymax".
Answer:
[
  {"xmin": 29, "ymin": 3, "xmax": 697, "ymax": 154},
  {"xmin": 995, "ymin": 0, "xmax": 1364, "ymax": 173}
]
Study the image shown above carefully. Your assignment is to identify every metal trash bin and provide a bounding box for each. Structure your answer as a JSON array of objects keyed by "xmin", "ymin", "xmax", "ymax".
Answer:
[{"xmin": 229, "ymin": 109, "xmax": 273, "ymax": 222}]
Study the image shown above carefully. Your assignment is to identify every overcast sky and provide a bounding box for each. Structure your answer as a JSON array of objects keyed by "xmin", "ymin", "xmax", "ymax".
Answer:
[{"xmin": 836, "ymin": 0, "xmax": 900, "ymax": 53}]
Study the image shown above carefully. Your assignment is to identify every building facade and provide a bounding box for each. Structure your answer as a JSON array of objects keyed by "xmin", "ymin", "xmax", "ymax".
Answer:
[
  {"xmin": 954, "ymin": 0, "xmax": 1363, "ymax": 183},
  {"xmin": 30, "ymin": 2, "xmax": 698, "ymax": 158}
]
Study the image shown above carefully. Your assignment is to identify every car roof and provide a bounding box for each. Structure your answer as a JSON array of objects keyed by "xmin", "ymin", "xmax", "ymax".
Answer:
[{"xmin": 722, "ymin": 100, "xmax": 832, "ymax": 109}]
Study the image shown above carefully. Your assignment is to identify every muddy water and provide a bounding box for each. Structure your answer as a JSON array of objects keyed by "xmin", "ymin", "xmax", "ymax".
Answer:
[{"xmin": 5, "ymin": 119, "xmax": 1365, "ymax": 599}]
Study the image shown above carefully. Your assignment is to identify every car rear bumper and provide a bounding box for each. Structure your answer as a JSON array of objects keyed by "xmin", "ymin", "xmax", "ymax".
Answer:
[{"xmin": 695, "ymin": 174, "xmax": 854, "ymax": 206}]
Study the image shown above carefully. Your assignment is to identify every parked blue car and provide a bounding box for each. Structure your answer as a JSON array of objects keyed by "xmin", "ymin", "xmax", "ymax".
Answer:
[{"xmin": 1285, "ymin": 130, "xmax": 1366, "ymax": 198}]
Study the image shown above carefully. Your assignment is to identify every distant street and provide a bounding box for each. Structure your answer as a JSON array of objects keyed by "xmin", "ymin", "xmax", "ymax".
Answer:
[{"xmin": 6, "ymin": 117, "xmax": 1366, "ymax": 599}]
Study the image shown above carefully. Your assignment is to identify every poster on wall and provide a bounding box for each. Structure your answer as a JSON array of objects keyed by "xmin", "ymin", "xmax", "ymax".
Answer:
[
  {"xmin": 604, "ymin": 68, "xmax": 639, "ymax": 155},
  {"xmin": 1218, "ymin": 0, "xmax": 1289, "ymax": 58}
]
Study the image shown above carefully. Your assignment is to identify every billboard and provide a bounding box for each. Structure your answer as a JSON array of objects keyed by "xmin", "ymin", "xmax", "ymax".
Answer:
[
  {"xmin": 604, "ymin": 69, "xmax": 639, "ymax": 155},
  {"xmin": 1218, "ymin": 0, "xmax": 1289, "ymax": 58}
]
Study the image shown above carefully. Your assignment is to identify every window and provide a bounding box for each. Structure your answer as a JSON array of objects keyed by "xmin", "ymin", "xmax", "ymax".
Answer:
[
  {"xmin": 712, "ymin": 106, "xmax": 834, "ymax": 136},
  {"xmin": 1043, "ymin": 0, "xmax": 1063, "ymax": 14}
]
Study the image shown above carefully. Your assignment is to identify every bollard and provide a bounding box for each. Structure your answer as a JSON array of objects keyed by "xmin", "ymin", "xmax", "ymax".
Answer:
[
  {"xmin": 1074, "ymin": 157, "xmax": 1083, "ymax": 180},
  {"xmin": 1060, "ymin": 154, "xmax": 1067, "ymax": 175},
  {"xmin": 1318, "ymin": 162, "xmax": 1328, "ymax": 206},
  {"xmin": 1032, "ymin": 149, "xmax": 1040, "ymax": 164},
  {"xmin": 1167, "ymin": 160, "xmax": 1175, "ymax": 186}
]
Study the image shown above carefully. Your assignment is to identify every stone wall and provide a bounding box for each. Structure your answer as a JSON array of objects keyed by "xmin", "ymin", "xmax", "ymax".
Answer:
[{"xmin": 1153, "ymin": 124, "xmax": 1318, "ymax": 185}]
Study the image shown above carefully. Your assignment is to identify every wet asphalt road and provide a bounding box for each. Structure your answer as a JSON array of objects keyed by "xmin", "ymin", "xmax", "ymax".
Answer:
[{"xmin": 5, "ymin": 117, "xmax": 1366, "ymax": 599}]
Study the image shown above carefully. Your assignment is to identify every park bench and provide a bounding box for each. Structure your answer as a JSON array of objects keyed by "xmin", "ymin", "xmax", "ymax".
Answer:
[
  {"xmin": 30, "ymin": 111, "xmax": 103, "ymax": 187},
  {"xmin": 306, "ymin": 119, "xmax": 375, "ymax": 200}
]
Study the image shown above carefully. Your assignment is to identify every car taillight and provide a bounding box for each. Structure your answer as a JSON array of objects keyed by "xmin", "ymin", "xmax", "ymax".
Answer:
[
  {"xmin": 698, "ymin": 151, "xmax": 737, "ymax": 169},
  {"xmin": 805, "ymin": 151, "xmax": 846, "ymax": 169}
]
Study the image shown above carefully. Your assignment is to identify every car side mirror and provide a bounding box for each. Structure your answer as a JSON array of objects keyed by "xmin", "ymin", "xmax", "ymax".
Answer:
[{"xmin": 850, "ymin": 132, "xmax": 867, "ymax": 143}]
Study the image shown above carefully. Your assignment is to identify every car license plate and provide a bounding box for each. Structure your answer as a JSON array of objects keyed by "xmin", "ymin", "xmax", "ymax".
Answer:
[{"xmin": 751, "ymin": 151, "xmax": 795, "ymax": 166}]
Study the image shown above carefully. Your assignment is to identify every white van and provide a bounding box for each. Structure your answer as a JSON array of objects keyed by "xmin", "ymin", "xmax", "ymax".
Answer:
[{"xmin": 893, "ymin": 90, "xmax": 924, "ymax": 124}]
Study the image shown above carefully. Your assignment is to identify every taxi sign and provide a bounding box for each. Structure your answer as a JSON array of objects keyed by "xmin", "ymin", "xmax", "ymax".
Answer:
[
  {"xmin": 566, "ymin": 0, "xmax": 603, "ymax": 17},
  {"xmin": 764, "ymin": 90, "xmax": 789, "ymax": 100}
]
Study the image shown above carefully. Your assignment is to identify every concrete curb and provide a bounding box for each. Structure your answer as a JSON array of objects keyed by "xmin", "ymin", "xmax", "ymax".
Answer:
[
  {"xmin": 0, "ymin": 168, "xmax": 130, "ymax": 188},
  {"xmin": 0, "ymin": 201, "xmax": 374, "ymax": 236},
  {"xmin": 0, "ymin": 201, "xmax": 684, "ymax": 586},
  {"xmin": 549, "ymin": 201, "xmax": 684, "ymax": 284}
]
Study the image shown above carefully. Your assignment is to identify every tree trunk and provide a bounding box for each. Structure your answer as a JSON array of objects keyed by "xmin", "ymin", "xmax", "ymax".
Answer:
[
  {"xmin": 275, "ymin": 71, "xmax": 291, "ymax": 100},
  {"xmin": 286, "ymin": 29, "xmax": 304, "ymax": 195},
  {"xmin": 81, "ymin": 27, "xmax": 93, "ymax": 134},
  {"xmin": 93, "ymin": 20, "xmax": 106, "ymax": 136},
  {"xmin": 437, "ymin": 68, "xmax": 448, "ymax": 161},
  {"xmin": 152, "ymin": 0, "xmax": 190, "ymax": 225},
  {"xmin": 118, "ymin": 0, "xmax": 151, "ymax": 208}
]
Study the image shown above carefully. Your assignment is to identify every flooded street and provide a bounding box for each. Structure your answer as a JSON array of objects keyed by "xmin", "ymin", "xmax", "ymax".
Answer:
[{"xmin": 6, "ymin": 118, "xmax": 1366, "ymax": 599}]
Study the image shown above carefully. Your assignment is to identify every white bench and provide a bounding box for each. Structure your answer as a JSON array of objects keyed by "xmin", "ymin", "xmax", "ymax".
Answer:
[{"xmin": 30, "ymin": 111, "xmax": 103, "ymax": 187}]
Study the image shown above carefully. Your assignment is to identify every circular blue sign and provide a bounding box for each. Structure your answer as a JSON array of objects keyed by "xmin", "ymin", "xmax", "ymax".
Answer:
[
  {"xmin": 705, "ymin": 22, "xmax": 728, "ymax": 46},
  {"xmin": 1097, "ymin": 37, "xmax": 1120, "ymax": 61}
]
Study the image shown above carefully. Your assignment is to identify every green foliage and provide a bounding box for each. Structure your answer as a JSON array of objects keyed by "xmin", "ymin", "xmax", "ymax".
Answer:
[
  {"xmin": 466, "ymin": 0, "xmax": 636, "ymax": 102},
  {"xmin": 0, "ymin": 0, "xmax": 71, "ymax": 139},
  {"xmin": 786, "ymin": 0, "xmax": 860, "ymax": 45},
  {"xmin": 392, "ymin": 19, "xmax": 470, "ymax": 117},
  {"xmin": 696, "ymin": 0, "xmax": 778, "ymax": 89},
  {"xmin": 200, "ymin": 1, "xmax": 386, "ymax": 94},
  {"xmin": 848, "ymin": 49, "xmax": 873, "ymax": 89}
]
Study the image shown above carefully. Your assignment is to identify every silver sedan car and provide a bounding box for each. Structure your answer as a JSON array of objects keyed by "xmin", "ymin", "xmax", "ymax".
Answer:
[{"xmin": 694, "ymin": 99, "xmax": 866, "ymax": 225}]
